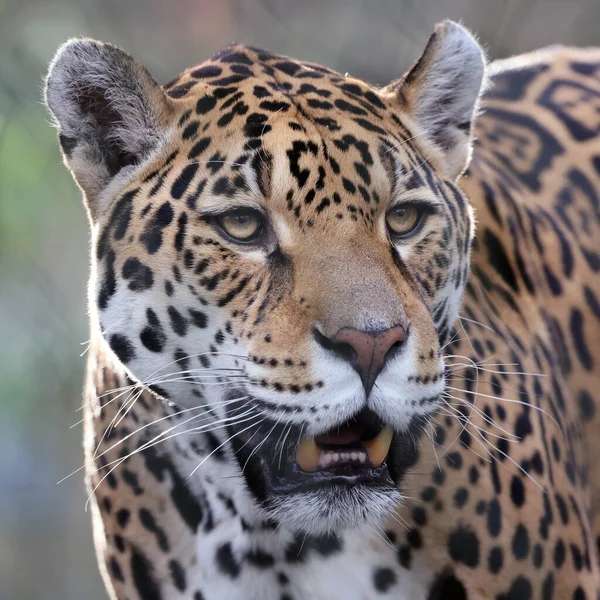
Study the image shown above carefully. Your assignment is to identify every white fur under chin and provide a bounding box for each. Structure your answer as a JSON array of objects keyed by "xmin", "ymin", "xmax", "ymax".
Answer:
[{"xmin": 265, "ymin": 485, "xmax": 403, "ymax": 536}]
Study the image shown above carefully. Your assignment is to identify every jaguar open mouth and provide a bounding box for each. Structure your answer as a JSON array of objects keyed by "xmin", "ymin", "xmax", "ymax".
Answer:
[
  {"xmin": 296, "ymin": 413, "xmax": 393, "ymax": 473},
  {"xmin": 228, "ymin": 402, "xmax": 423, "ymax": 501}
]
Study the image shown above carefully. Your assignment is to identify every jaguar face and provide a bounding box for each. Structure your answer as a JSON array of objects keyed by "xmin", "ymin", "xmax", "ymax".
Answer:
[{"xmin": 45, "ymin": 21, "xmax": 485, "ymax": 534}]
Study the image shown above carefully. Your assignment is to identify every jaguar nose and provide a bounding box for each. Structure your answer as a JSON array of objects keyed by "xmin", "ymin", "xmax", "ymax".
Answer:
[{"xmin": 314, "ymin": 325, "xmax": 407, "ymax": 395}]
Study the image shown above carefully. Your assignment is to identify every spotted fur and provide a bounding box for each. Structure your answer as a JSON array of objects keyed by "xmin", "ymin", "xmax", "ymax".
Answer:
[{"xmin": 45, "ymin": 20, "xmax": 600, "ymax": 600}]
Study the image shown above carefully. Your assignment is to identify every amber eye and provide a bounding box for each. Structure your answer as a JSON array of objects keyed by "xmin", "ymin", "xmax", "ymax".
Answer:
[
  {"xmin": 217, "ymin": 210, "xmax": 263, "ymax": 242},
  {"xmin": 386, "ymin": 205, "xmax": 422, "ymax": 238}
]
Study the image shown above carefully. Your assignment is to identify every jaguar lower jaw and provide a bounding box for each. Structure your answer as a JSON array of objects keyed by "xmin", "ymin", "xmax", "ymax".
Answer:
[{"xmin": 228, "ymin": 407, "xmax": 424, "ymax": 532}]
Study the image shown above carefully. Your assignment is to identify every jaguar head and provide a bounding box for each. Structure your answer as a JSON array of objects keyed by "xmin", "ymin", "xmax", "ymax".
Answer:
[{"xmin": 45, "ymin": 20, "xmax": 486, "ymax": 535}]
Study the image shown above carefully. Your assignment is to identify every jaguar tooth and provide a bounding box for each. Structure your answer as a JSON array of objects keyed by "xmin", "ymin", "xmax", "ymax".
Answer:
[
  {"xmin": 296, "ymin": 437, "xmax": 320, "ymax": 472},
  {"xmin": 361, "ymin": 426, "xmax": 393, "ymax": 468}
]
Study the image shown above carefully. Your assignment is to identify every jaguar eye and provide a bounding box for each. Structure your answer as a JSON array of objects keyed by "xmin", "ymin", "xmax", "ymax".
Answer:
[
  {"xmin": 386, "ymin": 205, "xmax": 422, "ymax": 238},
  {"xmin": 217, "ymin": 210, "xmax": 263, "ymax": 242}
]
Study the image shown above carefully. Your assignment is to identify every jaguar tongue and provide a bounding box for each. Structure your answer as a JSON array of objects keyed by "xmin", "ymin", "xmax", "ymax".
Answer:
[{"xmin": 296, "ymin": 426, "xmax": 394, "ymax": 472}]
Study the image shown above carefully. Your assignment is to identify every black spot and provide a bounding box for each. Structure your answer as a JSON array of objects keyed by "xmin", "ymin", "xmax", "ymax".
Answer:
[
  {"xmin": 334, "ymin": 98, "xmax": 367, "ymax": 115},
  {"xmin": 117, "ymin": 509, "xmax": 130, "ymax": 528},
  {"xmin": 274, "ymin": 61, "xmax": 300, "ymax": 75},
  {"xmin": 168, "ymin": 306, "xmax": 188, "ymax": 336},
  {"xmin": 533, "ymin": 543, "xmax": 544, "ymax": 568},
  {"xmin": 122, "ymin": 257, "xmax": 154, "ymax": 291},
  {"xmin": 448, "ymin": 525, "xmax": 479, "ymax": 567},
  {"xmin": 514, "ymin": 412, "xmax": 533, "ymax": 440},
  {"xmin": 407, "ymin": 528, "xmax": 423, "ymax": 549},
  {"xmin": 98, "ymin": 249, "xmax": 117, "ymax": 310},
  {"xmin": 168, "ymin": 81, "xmax": 196, "ymax": 98},
  {"xmin": 487, "ymin": 498, "xmax": 502, "ymax": 537},
  {"xmin": 220, "ymin": 51, "xmax": 253, "ymax": 65},
  {"xmin": 542, "ymin": 572, "xmax": 554, "ymax": 600},
  {"xmin": 488, "ymin": 546, "xmax": 504, "ymax": 574},
  {"xmin": 109, "ymin": 556, "xmax": 124, "ymax": 582},
  {"xmin": 454, "ymin": 487, "xmax": 469, "ymax": 508},
  {"xmin": 573, "ymin": 587, "xmax": 586, "ymax": 600},
  {"xmin": 570, "ymin": 308, "xmax": 593, "ymax": 370},
  {"xmin": 428, "ymin": 573, "xmax": 467, "ymax": 600},
  {"xmin": 139, "ymin": 507, "xmax": 170, "ymax": 551},
  {"xmin": 216, "ymin": 542, "xmax": 240, "ymax": 578},
  {"xmin": 130, "ymin": 545, "xmax": 161, "ymax": 600},
  {"xmin": 397, "ymin": 545, "xmax": 412, "ymax": 569},
  {"xmin": 182, "ymin": 121, "xmax": 199, "ymax": 140},
  {"xmin": 189, "ymin": 309, "xmax": 208, "ymax": 328},
  {"xmin": 244, "ymin": 113, "xmax": 270, "ymax": 138},
  {"xmin": 188, "ymin": 137, "xmax": 211, "ymax": 159},
  {"xmin": 553, "ymin": 538, "xmax": 566, "ymax": 568},
  {"xmin": 284, "ymin": 535, "xmax": 308, "ymax": 563},
  {"xmin": 142, "ymin": 446, "xmax": 204, "ymax": 534},
  {"xmin": 510, "ymin": 476, "xmax": 525, "ymax": 507},
  {"xmin": 497, "ymin": 576, "xmax": 532, "ymax": 600},
  {"xmin": 192, "ymin": 65, "xmax": 223, "ymax": 79},
  {"xmin": 421, "ymin": 486, "xmax": 436, "ymax": 502},
  {"xmin": 246, "ymin": 548, "xmax": 275, "ymax": 568},
  {"xmin": 555, "ymin": 493, "xmax": 569, "ymax": 524},
  {"xmin": 196, "ymin": 95, "xmax": 217, "ymax": 114},
  {"xmin": 446, "ymin": 452, "xmax": 463, "ymax": 470},
  {"xmin": 512, "ymin": 523, "xmax": 529, "ymax": 560},
  {"xmin": 578, "ymin": 389, "xmax": 595, "ymax": 421},
  {"xmin": 140, "ymin": 308, "xmax": 166, "ymax": 352},
  {"xmin": 112, "ymin": 190, "xmax": 136, "ymax": 241},
  {"xmin": 122, "ymin": 469, "xmax": 143, "ymax": 495},
  {"xmin": 484, "ymin": 229, "xmax": 519, "ymax": 292},
  {"xmin": 140, "ymin": 202, "xmax": 174, "ymax": 254},
  {"xmin": 259, "ymin": 100, "xmax": 290, "ymax": 112},
  {"xmin": 373, "ymin": 567, "xmax": 397, "ymax": 592},
  {"xmin": 431, "ymin": 467, "xmax": 446, "ymax": 485},
  {"xmin": 310, "ymin": 533, "xmax": 343, "ymax": 556},
  {"xmin": 412, "ymin": 506, "xmax": 427, "ymax": 526},
  {"xmin": 354, "ymin": 118, "xmax": 386, "ymax": 134},
  {"xmin": 169, "ymin": 559, "xmax": 187, "ymax": 591},
  {"xmin": 109, "ymin": 333, "xmax": 135, "ymax": 363},
  {"xmin": 570, "ymin": 543, "xmax": 583, "ymax": 571},
  {"xmin": 172, "ymin": 163, "xmax": 199, "ymax": 199},
  {"xmin": 175, "ymin": 212, "xmax": 188, "ymax": 252}
]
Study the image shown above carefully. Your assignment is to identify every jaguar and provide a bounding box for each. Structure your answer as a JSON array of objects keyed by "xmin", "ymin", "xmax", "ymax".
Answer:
[{"xmin": 44, "ymin": 20, "xmax": 600, "ymax": 599}]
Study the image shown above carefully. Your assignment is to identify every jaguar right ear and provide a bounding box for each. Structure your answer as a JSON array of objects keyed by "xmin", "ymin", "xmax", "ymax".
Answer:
[
  {"xmin": 44, "ymin": 38, "xmax": 174, "ymax": 216},
  {"xmin": 383, "ymin": 21, "xmax": 487, "ymax": 179}
]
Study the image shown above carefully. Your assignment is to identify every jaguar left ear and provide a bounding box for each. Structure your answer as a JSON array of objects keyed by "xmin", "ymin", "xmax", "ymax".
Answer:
[
  {"xmin": 44, "ymin": 38, "xmax": 174, "ymax": 214},
  {"xmin": 385, "ymin": 21, "xmax": 487, "ymax": 179}
]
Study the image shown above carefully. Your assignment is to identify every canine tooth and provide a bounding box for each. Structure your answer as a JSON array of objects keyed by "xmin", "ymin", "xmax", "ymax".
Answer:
[
  {"xmin": 361, "ymin": 426, "xmax": 393, "ymax": 468},
  {"xmin": 296, "ymin": 438, "xmax": 320, "ymax": 472},
  {"xmin": 358, "ymin": 452, "xmax": 367, "ymax": 463}
]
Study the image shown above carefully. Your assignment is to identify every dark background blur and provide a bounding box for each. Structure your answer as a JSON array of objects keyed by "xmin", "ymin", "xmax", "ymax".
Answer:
[{"xmin": 1, "ymin": 1, "xmax": 598, "ymax": 598}]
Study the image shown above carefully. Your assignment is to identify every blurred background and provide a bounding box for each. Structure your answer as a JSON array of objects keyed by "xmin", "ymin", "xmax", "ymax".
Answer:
[{"xmin": 0, "ymin": 0, "xmax": 598, "ymax": 598}]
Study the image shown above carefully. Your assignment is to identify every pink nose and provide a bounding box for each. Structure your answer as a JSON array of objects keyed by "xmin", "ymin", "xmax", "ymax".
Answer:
[{"xmin": 315, "ymin": 325, "xmax": 407, "ymax": 395}]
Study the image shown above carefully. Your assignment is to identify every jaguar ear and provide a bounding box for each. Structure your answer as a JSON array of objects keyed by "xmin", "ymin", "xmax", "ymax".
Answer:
[
  {"xmin": 385, "ymin": 20, "xmax": 487, "ymax": 179},
  {"xmin": 44, "ymin": 38, "xmax": 173, "ymax": 213}
]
